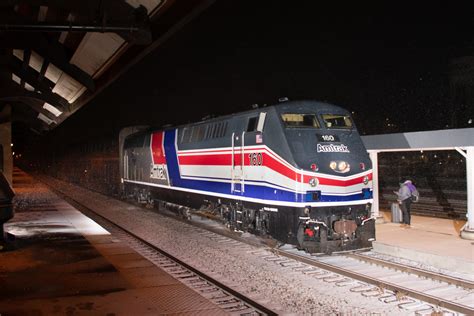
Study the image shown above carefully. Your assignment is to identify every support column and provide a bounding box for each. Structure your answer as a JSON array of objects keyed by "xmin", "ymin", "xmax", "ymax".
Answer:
[
  {"xmin": 369, "ymin": 151, "xmax": 383, "ymax": 223},
  {"xmin": 0, "ymin": 105, "xmax": 12, "ymax": 185},
  {"xmin": 461, "ymin": 146, "xmax": 474, "ymax": 240},
  {"xmin": 0, "ymin": 105, "xmax": 14, "ymax": 247}
]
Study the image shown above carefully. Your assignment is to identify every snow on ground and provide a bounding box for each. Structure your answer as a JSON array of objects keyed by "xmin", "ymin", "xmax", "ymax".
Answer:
[{"xmin": 25, "ymin": 176, "xmax": 418, "ymax": 315}]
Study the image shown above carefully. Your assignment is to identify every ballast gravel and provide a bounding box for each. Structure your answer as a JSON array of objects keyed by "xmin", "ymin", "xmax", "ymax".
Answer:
[{"xmin": 18, "ymin": 176, "xmax": 420, "ymax": 315}]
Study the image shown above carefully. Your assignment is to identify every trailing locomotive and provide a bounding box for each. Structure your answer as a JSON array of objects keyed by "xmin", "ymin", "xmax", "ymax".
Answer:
[{"xmin": 119, "ymin": 100, "xmax": 375, "ymax": 253}]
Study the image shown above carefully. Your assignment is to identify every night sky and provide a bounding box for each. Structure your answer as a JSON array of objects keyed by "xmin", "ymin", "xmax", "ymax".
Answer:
[{"xmin": 28, "ymin": 2, "xmax": 474, "ymax": 148}]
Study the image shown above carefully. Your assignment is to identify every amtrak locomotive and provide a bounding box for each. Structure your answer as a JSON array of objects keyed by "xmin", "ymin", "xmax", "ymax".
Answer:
[{"xmin": 119, "ymin": 100, "xmax": 375, "ymax": 253}]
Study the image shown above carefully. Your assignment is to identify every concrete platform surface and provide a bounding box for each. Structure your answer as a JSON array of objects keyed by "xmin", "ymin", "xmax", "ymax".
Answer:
[
  {"xmin": 374, "ymin": 210, "xmax": 474, "ymax": 275},
  {"xmin": 0, "ymin": 169, "xmax": 227, "ymax": 315}
]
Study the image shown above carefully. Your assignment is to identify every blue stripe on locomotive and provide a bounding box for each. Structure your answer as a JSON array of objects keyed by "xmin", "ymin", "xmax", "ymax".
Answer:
[{"xmin": 164, "ymin": 129, "xmax": 372, "ymax": 204}]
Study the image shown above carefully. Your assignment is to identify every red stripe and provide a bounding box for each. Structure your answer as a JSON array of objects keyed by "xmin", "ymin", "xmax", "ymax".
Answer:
[
  {"xmin": 178, "ymin": 154, "xmax": 230, "ymax": 165},
  {"xmin": 262, "ymin": 152, "xmax": 298, "ymax": 180},
  {"xmin": 151, "ymin": 132, "xmax": 166, "ymax": 164},
  {"xmin": 303, "ymin": 172, "xmax": 372, "ymax": 186},
  {"xmin": 177, "ymin": 151, "xmax": 372, "ymax": 187}
]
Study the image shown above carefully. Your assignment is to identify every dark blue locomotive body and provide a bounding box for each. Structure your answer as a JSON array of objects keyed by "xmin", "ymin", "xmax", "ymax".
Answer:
[{"xmin": 120, "ymin": 100, "xmax": 375, "ymax": 253}]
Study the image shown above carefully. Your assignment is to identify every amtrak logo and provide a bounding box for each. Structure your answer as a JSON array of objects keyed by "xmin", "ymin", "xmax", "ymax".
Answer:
[{"xmin": 317, "ymin": 143, "xmax": 350, "ymax": 153}]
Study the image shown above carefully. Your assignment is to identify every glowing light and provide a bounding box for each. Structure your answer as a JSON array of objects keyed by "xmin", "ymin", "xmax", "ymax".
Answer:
[{"xmin": 43, "ymin": 103, "xmax": 63, "ymax": 117}]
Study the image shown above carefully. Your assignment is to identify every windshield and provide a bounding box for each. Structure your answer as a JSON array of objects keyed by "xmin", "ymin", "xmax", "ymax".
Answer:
[
  {"xmin": 321, "ymin": 114, "xmax": 353, "ymax": 129},
  {"xmin": 281, "ymin": 113, "xmax": 320, "ymax": 128}
]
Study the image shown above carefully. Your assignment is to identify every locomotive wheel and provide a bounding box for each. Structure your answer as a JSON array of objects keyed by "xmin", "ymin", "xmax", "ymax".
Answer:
[
  {"xmin": 296, "ymin": 223, "xmax": 306, "ymax": 250},
  {"xmin": 319, "ymin": 227, "xmax": 331, "ymax": 254}
]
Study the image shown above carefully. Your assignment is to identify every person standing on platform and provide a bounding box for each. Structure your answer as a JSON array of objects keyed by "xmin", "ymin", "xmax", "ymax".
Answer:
[{"xmin": 395, "ymin": 179, "xmax": 413, "ymax": 228}]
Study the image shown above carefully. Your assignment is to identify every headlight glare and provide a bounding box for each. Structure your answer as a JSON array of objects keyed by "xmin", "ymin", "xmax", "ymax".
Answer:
[{"xmin": 338, "ymin": 161, "xmax": 347, "ymax": 171}]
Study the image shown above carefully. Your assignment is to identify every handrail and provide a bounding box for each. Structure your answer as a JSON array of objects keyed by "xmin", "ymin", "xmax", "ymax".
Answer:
[
  {"xmin": 241, "ymin": 131, "xmax": 245, "ymax": 193},
  {"xmin": 231, "ymin": 132, "xmax": 235, "ymax": 193}
]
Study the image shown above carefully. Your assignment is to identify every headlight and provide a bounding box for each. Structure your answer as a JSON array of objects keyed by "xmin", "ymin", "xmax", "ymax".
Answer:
[
  {"xmin": 338, "ymin": 161, "xmax": 347, "ymax": 171},
  {"xmin": 329, "ymin": 160, "xmax": 350, "ymax": 173}
]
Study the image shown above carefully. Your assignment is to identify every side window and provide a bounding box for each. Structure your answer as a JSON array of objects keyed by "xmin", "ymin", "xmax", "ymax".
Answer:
[
  {"xmin": 182, "ymin": 121, "xmax": 230, "ymax": 142},
  {"xmin": 216, "ymin": 122, "xmax": 223, "ymax": 137},
  {"xmin": 190, "ymin": 125, "xmax": 206, "ymax": 142},
  {"xmin": 247, "ymin": 116, "xmax": 258, "ymax": 132},
  {"xmin": 180, "ymin": 128, "xmax": 186, "ymax": 143},
  {"xmin": 206, "ymin": 124, "xmax": 216, "ymax": 139},
  {"xmin": 221, "ymin": 121, "xmax": 228, "ymax": 137},
  {"xmin": 212, "ymin": 123, "xmax": 221, "ymax": 138}
]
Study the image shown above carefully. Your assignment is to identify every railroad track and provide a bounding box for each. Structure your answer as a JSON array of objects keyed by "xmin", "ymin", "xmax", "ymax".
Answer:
[
  {"xmin": 151, "ymin": 202, "xmax": 474, "ymax": 315},
  {"xmin": 54, "ymin": 191, "xmax": 277, "ymax": 316},
  {"xmin": 41, "ymin": 175, "xmax": 473, "ymax": 315},
  {"xmin": 87, "ymin": 198, "xmax": 474, "ymax": 315},
  {"xmin": 272, "ymin": 245, "xmax": 474, "ymax": 315}
]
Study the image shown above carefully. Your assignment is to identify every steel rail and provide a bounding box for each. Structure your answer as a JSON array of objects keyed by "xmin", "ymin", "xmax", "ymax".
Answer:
[
  {"xmin": 272, "ymin": 248, "xmax": 473, "ymax": 315},
  {"xmin": 49, "ymin": 184, "xmax": 278, "ymax": 316},
  {"xmin": 348, "ymin": 252, "xmax": 474, "ymax": 290},
  {"xmin": 38, "ymin": 174, "xmax": 472, "ymax": 315}
]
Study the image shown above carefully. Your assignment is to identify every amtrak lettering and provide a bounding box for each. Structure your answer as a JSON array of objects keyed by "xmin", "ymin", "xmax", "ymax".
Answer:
[{"xmin": 317, "ymin": 143, "xmax": 350, "ymax": 153}]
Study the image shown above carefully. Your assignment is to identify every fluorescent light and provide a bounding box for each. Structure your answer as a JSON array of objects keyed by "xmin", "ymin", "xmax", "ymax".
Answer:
[
  {"xmin": 12, "ymin": 73, "xmax": 21, "ymax": 84},
  {"xmin": 13, "ymin": 49, "xmax": 24, "ymax": 61},
  {"xmin": 37, "ymin": 113, "xmax": 55, "ymax": 125},
  {"xmin": 25, "ymin": 82, "xmax": 35, "ymax": 91},
  {"xmin": 45, "ymin": 63, "xmax": 62, "ymax": 84},
  {"xmin": 43, "ymin": 103, "xmax": 62, "ymax": 117},
  {"xmin": 29, "ymin": 51, "xmax": 44, "ymax": 73}
]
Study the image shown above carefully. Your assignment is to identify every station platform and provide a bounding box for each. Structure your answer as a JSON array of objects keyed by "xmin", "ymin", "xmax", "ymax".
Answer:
[
  {"xmin": 0, "ymin": 169, "xmax": 227, "ymax": 315},
  {"xmin": 2, "ymin": 169, "xmax": 472, "ymax": 314},
  {"xmin": 374, "ymin": 210, "xmax": 474, "ymax": 276}
]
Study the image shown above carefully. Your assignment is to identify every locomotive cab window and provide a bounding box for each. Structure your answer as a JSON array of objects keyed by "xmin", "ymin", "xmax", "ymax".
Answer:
[
  {"xmin": 281, "ymin": 114, "xmax": 320, "ymax": 128},
  {"xmin": 247, "ymin": 116, "xmax": 258, "ymax": 132},
  {"xmin": 321, "ymin": 114, "xmax": 353, "ymax": 129}
]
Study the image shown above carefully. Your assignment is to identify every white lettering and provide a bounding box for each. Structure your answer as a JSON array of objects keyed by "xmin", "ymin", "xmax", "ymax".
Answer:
[
  {"xmin": 317, "ymin": 143, "xmax": 350, "ymax": 153},
  {"xmin": 151, "ymin": 165, "xmax": 167, "ymax": 180}
]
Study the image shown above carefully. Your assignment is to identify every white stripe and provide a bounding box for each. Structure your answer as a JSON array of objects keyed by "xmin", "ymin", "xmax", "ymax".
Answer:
[
  {"xmin": 180, "ymin": 175, "xmax": 371, "ymax": 196},
  {"xmin": 179, "ymin": 165, "xmax": 371, "ymax": 195},
  {"xmin": 177, "ymin": 144, "xmax": 372, "ymax": 181},
  {"xmin": 123, "ymin": 179, "xmax": 373, "ymax": 208}
]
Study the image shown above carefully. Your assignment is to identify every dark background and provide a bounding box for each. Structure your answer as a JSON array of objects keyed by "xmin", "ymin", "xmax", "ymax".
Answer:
[
  {"xmin": 15, "ymin": 2, "xmax": 471, "ymax": 218},
  {"xmin": 16, "ymin": 1, "xmax": 473, "ymax": 149}
]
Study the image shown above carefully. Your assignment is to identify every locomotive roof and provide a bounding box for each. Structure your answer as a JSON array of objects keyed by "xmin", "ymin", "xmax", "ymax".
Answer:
[
  {"xmin": 167, "ymin": 100, "xmax": 349, "ymax": 129},
  {"xmin": 126, "ymin": 100, "xmax": 350, "ymax": 137}
]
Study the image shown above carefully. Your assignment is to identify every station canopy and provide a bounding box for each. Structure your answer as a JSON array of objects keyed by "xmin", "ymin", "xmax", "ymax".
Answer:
[
  {"xmin": 361, "ymin": 128, "xmax": 474, "ymax": 236},
  {"xmin": 0, "ymin": 0, "xmax": 215, "ymax": 134}
]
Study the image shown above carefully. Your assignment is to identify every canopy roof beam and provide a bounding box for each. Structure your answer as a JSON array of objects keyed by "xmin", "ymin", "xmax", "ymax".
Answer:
[
  {"xmin": 362, "ymin": 128, "xmax": 474, "ymax": 240},
  {"xmin": 8, "ymin": 58, "xmax": 69, "ymax": 111},
  {"xmin": 1, "ymin": 34, "xmax": 96, "ymax": 91}
]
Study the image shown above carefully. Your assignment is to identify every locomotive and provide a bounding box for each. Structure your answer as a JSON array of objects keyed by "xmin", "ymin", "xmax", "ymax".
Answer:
[{"xmin": 119, "ymin": 100, "xmax": 375, "ymax": 253}]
